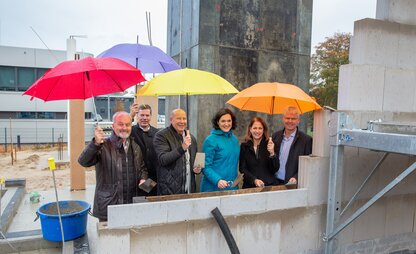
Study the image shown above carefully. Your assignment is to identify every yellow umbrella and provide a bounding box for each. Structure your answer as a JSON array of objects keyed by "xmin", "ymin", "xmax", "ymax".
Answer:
[
  {"xmin": 136, "ymin": 68, "xmax": 239, "ymax": 96},
  {"xmin": 226, "ymin": 82, "xmax": 321, "ymax": 114}
]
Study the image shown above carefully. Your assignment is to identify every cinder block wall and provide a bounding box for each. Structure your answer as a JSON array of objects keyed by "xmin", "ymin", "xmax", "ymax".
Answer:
[{"xmin": 334, "ymin": 0, "xmax": 416, "ymax": 252}]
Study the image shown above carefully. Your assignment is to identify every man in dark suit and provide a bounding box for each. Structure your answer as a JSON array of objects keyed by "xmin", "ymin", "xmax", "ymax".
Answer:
[
  {"xmin": 272, "ymin": 106, "xmax": 312, "ymax": 185},
  {"xmin": 130, "ymin": 104, "xmax": 159, "ymax": 196}
]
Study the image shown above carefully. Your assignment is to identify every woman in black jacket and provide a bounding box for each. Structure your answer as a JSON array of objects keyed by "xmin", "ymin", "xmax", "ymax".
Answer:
[{"xmin": 239, "ymin": 117, "xmax": 279, "ymax": 188}]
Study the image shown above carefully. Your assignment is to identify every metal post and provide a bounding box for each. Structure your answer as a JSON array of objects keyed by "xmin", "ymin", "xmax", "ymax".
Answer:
[
  {"xmin": 324, "ymin": 112, "xmax": 346, "ymax": 254},
  {"xmin": 324, "ymin": 145, "xmax": 344, "ymax": 253},
  {"xmin": 52, "ymin": 128, "xmax": 54, "ymax": 147},
  {"xmin": 17, "ymin": 135, "xmax": 20, "ymax": 150},
  {"xmin": 4, "ymin": 128, "xmax": 7, "ymax": 152}
]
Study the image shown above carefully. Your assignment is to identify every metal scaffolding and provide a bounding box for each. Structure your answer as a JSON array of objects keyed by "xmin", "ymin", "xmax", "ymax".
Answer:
[{"xmin": 324, "ymin": 112, "xmax": 416, "ymax": 253}]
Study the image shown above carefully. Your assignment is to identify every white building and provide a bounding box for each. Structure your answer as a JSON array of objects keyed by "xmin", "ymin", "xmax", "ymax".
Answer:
[
  {"xmin": 0, "ymin": 45, "xmax": 166, "ymax": 146},
  {"xmin": 0, "ymin": 45, "xmax": 96, "ymax": 145}
]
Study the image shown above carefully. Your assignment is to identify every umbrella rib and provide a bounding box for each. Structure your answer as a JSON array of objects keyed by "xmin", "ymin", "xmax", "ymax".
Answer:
[
  {"xmin": 45, "ymin": 75, "xmax": 65, "ymax": 101},
  {"xmin": 294, "ymin": 99, "xmax": 303, "ymax": 114}
]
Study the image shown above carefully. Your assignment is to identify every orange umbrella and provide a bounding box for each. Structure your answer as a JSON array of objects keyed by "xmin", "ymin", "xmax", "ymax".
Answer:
[{"xmin": 226, "ymin": 82, "xmax": 321, "ymax": 114}]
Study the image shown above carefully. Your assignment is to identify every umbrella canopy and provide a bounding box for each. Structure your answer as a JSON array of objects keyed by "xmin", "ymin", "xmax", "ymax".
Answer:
[
  {"xmin": 226, "ymin": 82, "xmax": 321, "ymax": 114},
  {"xmin": 23, "ymin": 56, "xmax": 146, "ymax": 101},
  {"xmin": 97, "ymin": 43, "xmax": 181, "ymax": 73},
  {"xmin": 136, "ymin": 68, "xmax": 239, "ymax": 96}
]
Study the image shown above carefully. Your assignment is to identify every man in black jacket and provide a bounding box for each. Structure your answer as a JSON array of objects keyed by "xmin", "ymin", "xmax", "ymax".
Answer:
[
  {"xmin": 272, "ymin": 106, "xmax": 312, "ymax": 185},
  {"xmin": 130, "ymin": 104, "xmax": 159, "ymax": 196},
  {"xmin": 78, "ymin": 111, "xmax": 148, "ymax": 221},
  {"xmin": 153, "ymin": 109, "xmax": 200, "ymax": 195}
]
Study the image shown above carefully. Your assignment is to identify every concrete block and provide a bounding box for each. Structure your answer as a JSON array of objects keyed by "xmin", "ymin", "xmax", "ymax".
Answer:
[
  {"xmin": 166, "ymin": 196, "xmax": 220, "ymax": 223},
  {"xmin": 312, "ymin": 109, "xmax": 331, "ymax": 157},
  {"xmin": 131, "ymin": 223, "xmax": 187, "ymax": 254},
  {"xmin": 350, "ymin": 18, "xmax": 416, "ymax": 69},
  {"xmin": 349, "ymin": 19, "xmax": 400, "ymax": 67},
  {"xmin": 219, "ymin": 191, "xmax": 267, "ymax": 216},
  {"xmin": 376, "ymin": 0, "xmax": 416, "ymax": 26},
  {"xmin": 397, "ymin": 23, "xmax": 416, "ymax": 69},
  {"xmin": 98, "ymin": 228, "xmax": 130, "ymax": 254},
  {"xmin": 107, "ymin": 202, "xmax": 168, "ymax": 228},
  {"xmin": 384, "ymin": 194, "xmax": 416, "ymax": 236},
  {"xmin": 280, "ymin": 207, "xmax": 326, "ymax": 253},
  {"xmin": 235, "ymin": 214, "xmax": 281, "ymax": 253},
  {"xmin": 298, "ymin": 156, "xmax": 329, "ymax": 206},
  {"xmin": 186, "ymin": 220, "xmax": 227, "ymax": 254},
  {"xmin": 265, "ymin": 189, "xmax": 308, "ymax": 211},
  {"xmin": 338, "ymin": 64, "xmax": 385, "ymax": 111},
  {"xmin": 352, "ymin": 199, "xmax": 386, "ymax": 241},
  {"xmin": 383, "ymin": 68, "xmax": 416, "ymax": 112}
]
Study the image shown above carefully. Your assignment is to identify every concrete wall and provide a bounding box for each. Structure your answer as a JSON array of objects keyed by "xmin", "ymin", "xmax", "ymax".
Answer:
[
  {"xmin": 166, "ymin": 0, "xmax": 313, "ymax": 146},
  {"xmin": 95, "ymin": 1, "xmax": 416, "ymax": 253},
  {"xmin": 334, "ymin": 1, "xmax": 416, "ymax": 252},
  {"xmin": 97, "ymin": 147, "xmax": 416, "ymax": 253}
]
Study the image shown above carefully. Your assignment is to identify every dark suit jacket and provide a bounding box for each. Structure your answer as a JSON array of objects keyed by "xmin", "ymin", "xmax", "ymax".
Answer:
[
  {"xmin": 153, "ymin": 125, "xmax": 197, "ymax": 195},
  {"xmin": 272, "ymin": 128, "xmax": 312, "ymax": 182},
  {"xmin": 239, "ymin": 137, "xmax": 279, "ymax": 188}
]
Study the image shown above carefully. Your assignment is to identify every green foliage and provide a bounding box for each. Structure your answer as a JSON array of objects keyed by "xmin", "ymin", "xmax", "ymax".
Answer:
[{"xmin": 310, "ymin": 32, "xmax": 351, "ymax": 109}]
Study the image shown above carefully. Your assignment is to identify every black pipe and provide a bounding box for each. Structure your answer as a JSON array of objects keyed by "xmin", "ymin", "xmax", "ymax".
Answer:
[{"xmin": 211, "ymin": 207, "xmax": 240, "ymax": 254}]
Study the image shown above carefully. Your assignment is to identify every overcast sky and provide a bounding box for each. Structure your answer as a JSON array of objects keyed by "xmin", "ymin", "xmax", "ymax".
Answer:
[{"xmin": 0, "ymin": 0, "xmax": 376, "ymax": 57}]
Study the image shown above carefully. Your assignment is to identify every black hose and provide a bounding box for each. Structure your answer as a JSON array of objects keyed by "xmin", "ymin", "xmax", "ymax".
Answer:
[{"xmin": 211, "ymin": 207, "xmax": 240, "ymax": 254}]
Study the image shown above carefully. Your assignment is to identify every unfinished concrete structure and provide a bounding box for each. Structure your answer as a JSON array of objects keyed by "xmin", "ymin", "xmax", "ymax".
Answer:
[
  {"xmin": 165, "ymin": 0, "xmax": 313, "ymax": 144},
  {"xmin": 95, "ymin": 1, "xmax": 416, "ymax": 253}
]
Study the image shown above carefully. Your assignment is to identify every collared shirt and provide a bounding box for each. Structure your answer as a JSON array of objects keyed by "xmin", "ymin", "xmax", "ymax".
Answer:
[
  {"xmin": 275, "ymin": 130, "xmax": 297, "ymax": 180},
  {"xmin": 182, "ymin": 132, "xmax": 191, "ymax": 193},
  {"xmin": 139, "ymin": 125, "xmax": 150, "ymax": 132}
]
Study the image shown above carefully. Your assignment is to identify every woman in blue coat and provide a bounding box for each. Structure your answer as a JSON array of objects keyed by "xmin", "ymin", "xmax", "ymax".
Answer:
[{"xmin": 200, "ymin": 108, "xmax": 240, "ymax": 192}]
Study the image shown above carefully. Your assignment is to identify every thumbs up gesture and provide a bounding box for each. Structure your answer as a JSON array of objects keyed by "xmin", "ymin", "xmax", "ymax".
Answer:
[
  {"xmin": 267, "ymin": 137, "xmax": 275, "ymax": 156},
  {"xmin": 182, "ymin": 129, "xmax": 192, "ymax": 150}
]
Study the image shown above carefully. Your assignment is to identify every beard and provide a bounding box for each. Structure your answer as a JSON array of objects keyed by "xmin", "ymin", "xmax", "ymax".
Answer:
[{"xmin": 116, "ymin": 131, "xmax": 130, "ymax": 139}]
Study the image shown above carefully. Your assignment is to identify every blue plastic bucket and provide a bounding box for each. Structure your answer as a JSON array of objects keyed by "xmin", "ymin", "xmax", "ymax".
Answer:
[{"xmin": 37, "ymin": 200, "xmax": 91, "ymax": 242}]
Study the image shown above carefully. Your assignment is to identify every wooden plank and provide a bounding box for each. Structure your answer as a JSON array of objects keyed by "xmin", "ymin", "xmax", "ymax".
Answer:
[{"xmin": 146, "ymin": 185, "xmax": 295, "ymax": 202}]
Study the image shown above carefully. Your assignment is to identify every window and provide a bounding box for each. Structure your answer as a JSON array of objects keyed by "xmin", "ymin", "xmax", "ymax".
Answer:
[
  {"xmin": 17, "ymin": 67, "xmax": 35, "ymax": 91},
  {"xmin": 37, "ymin": 112, "xmax": 55, "ymax": 119},
  {"xmin": 36, "ymin": 68, "xmax": 49, "ymax": 79},
  {"xmin": 17, "ymin": 112, "xmax": 36, "ymax": 119},
  {"xmin": 0, "ymin": 66, "xmax": 16, "ymax": 91}
]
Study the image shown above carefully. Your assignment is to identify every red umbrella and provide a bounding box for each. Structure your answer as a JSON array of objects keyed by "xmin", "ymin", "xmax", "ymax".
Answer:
[{"xmin": 23, "ymin": 56, "xmax": 146, "ymax": 101}]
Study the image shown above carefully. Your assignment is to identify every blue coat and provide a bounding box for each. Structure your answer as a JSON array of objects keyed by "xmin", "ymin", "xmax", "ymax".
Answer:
[{"xmin": 200, "ymin": 129, "xmax": 240, "ymax": 192}]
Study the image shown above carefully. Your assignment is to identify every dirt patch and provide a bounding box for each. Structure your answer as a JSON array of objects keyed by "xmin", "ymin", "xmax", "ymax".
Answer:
[
  {"xmin": 24, "ymin": 154, "xmax": 40, "ymax": 164},
  {"xmin": 0, "ymin": 148, "xmax": 96, "ymax": 192},
  {"xmin": 40, "ymin": 201, "xmax": 87, "ymax": 215}
]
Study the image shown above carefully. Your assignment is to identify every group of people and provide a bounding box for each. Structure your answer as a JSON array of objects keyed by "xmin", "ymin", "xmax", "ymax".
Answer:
[{"xmin": 78, "ymin": 104, "xmax": 312, "ymax": 221}]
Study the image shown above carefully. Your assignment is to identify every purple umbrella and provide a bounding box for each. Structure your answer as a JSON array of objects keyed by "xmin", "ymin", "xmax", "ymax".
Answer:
[{"xmin": 97, "ymin": 43, "xmax": 181, "ymax": 73}]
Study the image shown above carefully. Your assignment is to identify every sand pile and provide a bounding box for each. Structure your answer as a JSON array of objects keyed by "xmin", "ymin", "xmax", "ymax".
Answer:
[{"xmin": 0, "ymin": 148, "xmax": 96, "ymax": 192}]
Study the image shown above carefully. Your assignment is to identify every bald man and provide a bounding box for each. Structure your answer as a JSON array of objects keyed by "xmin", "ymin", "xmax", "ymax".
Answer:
[
  {"xmin": 78, "ymin": 111, "xmax": 148, "ymax": 221},
  {"xmin": 153, "ymin": 109, "xmax": 199, "ymax": 195}
]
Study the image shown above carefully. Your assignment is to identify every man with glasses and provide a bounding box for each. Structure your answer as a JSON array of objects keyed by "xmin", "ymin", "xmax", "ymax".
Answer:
[
  {"xmin": 130, "ymin": 103, "xmax": 159, "ymax": 196},
  {"xmin": 78, "ymin": 111, "xmax": 148, "ymax": 221},
  {"xmin": 272, "ymin": 106, "xmax": 312, "ymax": 185}
]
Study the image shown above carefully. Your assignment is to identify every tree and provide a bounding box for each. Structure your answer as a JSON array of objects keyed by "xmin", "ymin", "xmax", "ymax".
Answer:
[{"xmin": 310, "ymin": 32, "xmax": 351, "ymax": 109}]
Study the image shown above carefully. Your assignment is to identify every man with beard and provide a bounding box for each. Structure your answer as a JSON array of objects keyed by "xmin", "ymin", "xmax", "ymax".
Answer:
[
  {"xmin": 78, "ymin": 111, "xmax": 148, "ymax": 221},
  {"xmin": 130, "ymin": 103, "xmax": 159, "ymax": 196}
]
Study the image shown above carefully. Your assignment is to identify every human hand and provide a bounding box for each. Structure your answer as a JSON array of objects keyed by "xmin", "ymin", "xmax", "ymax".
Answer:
[
  {"xmin": 254, "ymin": 179, "xmax": 265, "ymax": 187},
  {"xmin": 267, "ymin": 137, "xmax": 275, "ymax": 156},
  {"xmin": 217, "ymin": 179, "xmax": 229, "ymax": 189},
  {"xmin": 288, "ymin": 177, "xmax": 297, "ymax": 184},
  {"xmin": 139, "ymin": 179, "xmax": 146, "ymax": 185},
  {"xmin": 129, "ymin": 102, "xmax": 138, "ymax": 119},
  {"xmin": 94, "ymin": 126, "xmax": 105, "ymax": 145},
  {"xmin": 193, "ymin": 167, "xmax": 202, "ymax": 174},
  {"xmin": 182, "ymin": 130, "xmax": 192, "ymax": 150}
]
